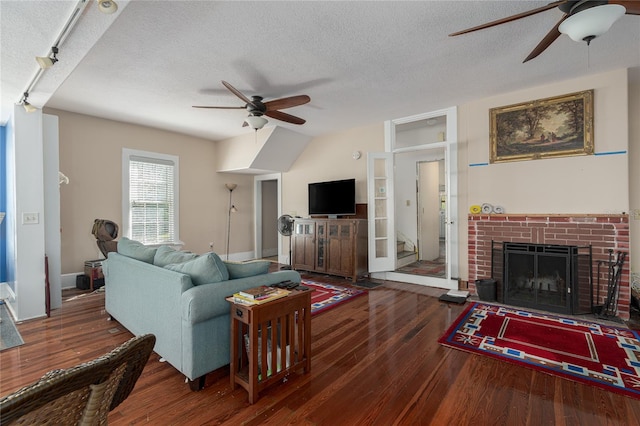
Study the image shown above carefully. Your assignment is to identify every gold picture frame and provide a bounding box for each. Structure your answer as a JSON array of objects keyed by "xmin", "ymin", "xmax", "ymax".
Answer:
[{"xmin": 489, "ymin": 90, "xmax": 594, "ymax": 163}]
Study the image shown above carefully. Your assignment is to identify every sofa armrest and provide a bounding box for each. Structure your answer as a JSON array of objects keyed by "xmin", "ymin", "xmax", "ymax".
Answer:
[{"xmin": 181, "ymin": 270, "xmax": 301, "ymax": 324}]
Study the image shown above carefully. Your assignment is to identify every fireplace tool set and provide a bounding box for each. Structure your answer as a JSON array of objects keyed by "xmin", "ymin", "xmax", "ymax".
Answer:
[{"xmin": 594, "ymin": 249, "xmax": 626, "ymax": 320}]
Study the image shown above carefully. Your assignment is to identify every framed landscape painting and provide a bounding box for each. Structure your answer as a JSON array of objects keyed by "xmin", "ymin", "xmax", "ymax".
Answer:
[{"xmin": 489, "ymin": 90, "xmax": 594, "ymax": 163}]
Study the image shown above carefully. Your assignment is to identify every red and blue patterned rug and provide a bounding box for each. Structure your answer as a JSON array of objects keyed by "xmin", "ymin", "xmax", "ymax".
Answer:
[
  {"xmin": 302, "ymin": 280, "xmax": 366, "ymax": 315},
  {"xmin": 439, "ymin": 302, "xmax": 640, "ymax": 400}
]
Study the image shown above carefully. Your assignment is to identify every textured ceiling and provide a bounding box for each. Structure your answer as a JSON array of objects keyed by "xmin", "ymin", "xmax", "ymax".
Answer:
[{"xmin": 1, "ymin": 0, "xmax": 639, "ymax": 141}]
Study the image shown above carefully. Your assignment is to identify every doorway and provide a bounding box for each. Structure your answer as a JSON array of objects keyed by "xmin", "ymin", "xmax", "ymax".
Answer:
[
  {"xmin": 253, "ymin": 173, "xmax": 282, "ymax": 262},
  {"xmin": 369, "ymin": 107, "xmax": 458, "ymax": 290},
  {"xmin": 394, "ymin": 152, "xmax": 446, "ymax": 279}
]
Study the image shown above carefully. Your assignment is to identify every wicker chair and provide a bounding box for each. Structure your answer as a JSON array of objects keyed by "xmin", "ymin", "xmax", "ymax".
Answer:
[{"xmin": 0, "ymin": 334, "xmax": 155, "ymax": 425}]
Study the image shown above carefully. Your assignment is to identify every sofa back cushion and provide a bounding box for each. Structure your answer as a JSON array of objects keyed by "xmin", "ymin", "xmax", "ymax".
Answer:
[
  {"xmin": 164, "ymin": 252, "xmax": 229, "ymax": 285},
  {"xmin": 117, "ymin": 237, "xmax": 157, "ymax": 264},
  {"xmin": 223, "ymin": 260, "xmax": 271, "ymax": 279},
  {"xmin": 154, "ymin": 245, "xmax": 198, "ymax": 267}
]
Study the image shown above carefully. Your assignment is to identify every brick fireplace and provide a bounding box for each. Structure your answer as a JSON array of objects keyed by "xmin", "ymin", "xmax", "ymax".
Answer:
[{"xmin": 468, "ymin": 214, "xmax": 630, "ymax": 320}]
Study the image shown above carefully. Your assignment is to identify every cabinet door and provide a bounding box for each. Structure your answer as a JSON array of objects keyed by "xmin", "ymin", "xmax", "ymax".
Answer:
[
  {"xmin": 314, "ymin": 221, "xmax": 327, "ymax": 272},
  {"xmin": 293, "ymin": 221, "xmax": 315, "ymax": 270},
  {"xmin": 326, "ymin": 221, "xmax": 354, "ymax": 277}
]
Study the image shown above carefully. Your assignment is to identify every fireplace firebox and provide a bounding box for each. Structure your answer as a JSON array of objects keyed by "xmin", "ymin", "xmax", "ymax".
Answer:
[{"xmin": 492, "ymin": 242, "xmax": 592, "ymax": 315}]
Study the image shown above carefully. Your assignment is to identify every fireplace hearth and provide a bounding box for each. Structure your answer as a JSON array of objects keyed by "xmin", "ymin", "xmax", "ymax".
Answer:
[
  {"xmin": 468, "ymin": 214, "xmax": 630, "ymax": 320},
  {"xmin": 492, "ymin": 242, "xmax": 592, "ymax": 315}
]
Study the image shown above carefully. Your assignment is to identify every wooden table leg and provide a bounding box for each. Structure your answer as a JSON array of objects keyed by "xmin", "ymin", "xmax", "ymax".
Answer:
[{"xmin": 230, "ymin": 309, "xmax": 238, "ymax": 390}]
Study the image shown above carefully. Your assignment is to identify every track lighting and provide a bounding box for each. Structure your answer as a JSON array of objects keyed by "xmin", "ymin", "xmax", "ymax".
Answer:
[
  {"xmin": 96, "ymin": 0, "xmax": 118, "ymax": 14},
  {"xmin": 36, "ymin": 47, "xmax": 59, "ymax": 69},
  {"xmin": 22, "ymin": 92, "xmax": 37, "ymax": 113},
  {"xmin": 245, "ymin": 115, "xmax": 268, "ymax": 131}
]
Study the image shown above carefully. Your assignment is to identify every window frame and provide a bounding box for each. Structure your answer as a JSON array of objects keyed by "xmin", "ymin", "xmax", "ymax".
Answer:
[{"xmin": 122, "ymin": 148, "xmax": 182, "ymax": 246}]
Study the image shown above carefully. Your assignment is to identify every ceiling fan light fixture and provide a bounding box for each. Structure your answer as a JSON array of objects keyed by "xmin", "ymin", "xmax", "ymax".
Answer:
[
  {"xmin": 97, "ymin": 0, "xmax": 118, "ymax": 14},
  {"xmin": 245, "ymin": 115, "xmax": 268, "ymax": 131},
  {"xmin": 558, "ymin": 4, "xmax": 626, "ymax": 43}
]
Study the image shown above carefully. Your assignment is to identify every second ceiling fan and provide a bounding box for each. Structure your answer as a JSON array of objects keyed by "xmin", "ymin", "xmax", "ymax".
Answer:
[
  {"xmin": 449, "ymin": 0, "xmax": 639, "ymax": 63},
  {"xmin": 193, "ymin": 81, "xmax": 310, "ymax": 129}
]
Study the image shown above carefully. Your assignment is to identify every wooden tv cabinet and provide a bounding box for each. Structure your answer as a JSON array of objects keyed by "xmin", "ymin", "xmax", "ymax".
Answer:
[{"xmin": 292, "ymin": 218, "xmax": 368, "ymax": 282}]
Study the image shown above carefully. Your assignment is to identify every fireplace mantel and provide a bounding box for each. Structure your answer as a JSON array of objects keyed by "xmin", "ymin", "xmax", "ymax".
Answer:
[{"xmin": 468, "ymin": 213, "xmax": 630, "ymax": 320}]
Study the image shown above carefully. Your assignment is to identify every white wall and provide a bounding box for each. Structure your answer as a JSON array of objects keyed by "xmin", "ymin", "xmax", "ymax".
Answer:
[{"xmin": 8, "ymin": 105, "xmax": 46, "ymax": 321}]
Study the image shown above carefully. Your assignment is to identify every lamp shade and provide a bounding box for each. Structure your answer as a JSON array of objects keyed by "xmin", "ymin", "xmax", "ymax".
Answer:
[
  {"xmin": 245, "ymin": 115, "xmax": 268, "ymax": 130},
  {"xmin": 558, "ymin": 4, "xmax": 626, "ymax": 42}
]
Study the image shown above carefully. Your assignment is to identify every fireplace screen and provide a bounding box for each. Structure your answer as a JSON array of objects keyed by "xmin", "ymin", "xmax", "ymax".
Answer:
[{"xmin": 501, "ymin": 243, "xmax": 591, "ymax": 315}]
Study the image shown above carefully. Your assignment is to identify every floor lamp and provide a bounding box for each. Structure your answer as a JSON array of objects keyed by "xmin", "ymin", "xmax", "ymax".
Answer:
[{"xmin": 225, "ymin": 183, "xmax": 238, "ymax": 261}]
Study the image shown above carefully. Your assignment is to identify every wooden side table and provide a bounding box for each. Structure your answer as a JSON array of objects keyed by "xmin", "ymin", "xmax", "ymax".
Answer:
[{"xmin": 228, "ymin": 289, "xmax": 312, "ymax": 404}]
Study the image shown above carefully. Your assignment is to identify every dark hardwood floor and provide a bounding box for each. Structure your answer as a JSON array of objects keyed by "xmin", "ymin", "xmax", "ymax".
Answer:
[{"xmin": 2, "ymin": 272, "xmax": 640, "ymax": 425}]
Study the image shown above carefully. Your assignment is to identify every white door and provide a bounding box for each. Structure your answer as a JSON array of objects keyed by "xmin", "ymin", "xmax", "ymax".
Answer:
[
  {"xmin": 375, "ymin": 107, "xmax": 459, "ymax": 289},
  {"xmin": 367, "ymin": 152, "xmax": 395, "ymax": 272}
]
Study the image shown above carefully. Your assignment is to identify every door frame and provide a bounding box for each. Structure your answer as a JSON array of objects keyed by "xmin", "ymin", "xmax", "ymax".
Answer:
[
  {"xmin": 370, "ymin": 107, "xmax": 458, "ymax": 290},
  {"xmin": 253, "ymin": 173, "xmax": 282, "ymax": 261}
]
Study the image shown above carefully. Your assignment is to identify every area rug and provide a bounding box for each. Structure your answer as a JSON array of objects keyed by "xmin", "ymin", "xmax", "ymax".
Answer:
[
  {"xmin": 438, "ymin": 302, "xmax": 640, "ymax": 400},
  {"xmin": 302, "ymin": 280, "xmax": 366, "ymax": 315},
  {"xmin": 0, "ymin": 302, "xmax": 24, "ymax": 351}
]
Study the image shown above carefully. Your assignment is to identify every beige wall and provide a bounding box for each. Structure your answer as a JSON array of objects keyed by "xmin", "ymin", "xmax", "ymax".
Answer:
[
  {"xmin": 462, "ymin": 68, "xmax": 629, "ymax": 213},
  {"xmin": 629, "ymin": 67, "xmax": 640, "ymax": 279},
  {"xmin": 48, "ymin": 109, "xmax": 254, "ymax": 274},
  {"xmin": 282, "ymin": 123, "xmax": 384, "ymax": 220}
]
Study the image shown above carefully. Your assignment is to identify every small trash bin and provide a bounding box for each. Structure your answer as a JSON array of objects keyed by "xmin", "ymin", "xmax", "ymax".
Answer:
[{"xmin": 476, "ymin": 279, "xmax": 497, "ymax": 302}]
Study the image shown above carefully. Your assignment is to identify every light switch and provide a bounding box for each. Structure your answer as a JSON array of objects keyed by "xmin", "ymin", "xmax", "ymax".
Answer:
[
  {"xmin": 22, "ymin": 212, "xmax": 39, "ymax": 224},
  {"xmin": 406, "ymin": 200, "xmax": 411, "ymax": 206}
]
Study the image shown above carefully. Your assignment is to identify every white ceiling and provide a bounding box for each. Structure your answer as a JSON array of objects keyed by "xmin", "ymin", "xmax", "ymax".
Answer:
[{"xmin": 1, "ymin": 0, "xmax": 639, "ymax": 141}]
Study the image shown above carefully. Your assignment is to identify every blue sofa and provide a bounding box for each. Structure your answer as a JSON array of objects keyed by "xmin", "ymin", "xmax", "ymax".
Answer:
[{"xmin": 103, "ymin": 238, "xmax": 300, "ymax": 390}]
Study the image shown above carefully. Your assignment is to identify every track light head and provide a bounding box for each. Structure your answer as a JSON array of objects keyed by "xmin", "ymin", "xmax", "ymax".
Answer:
[
  {"xmin": 97, "ymin": 0, "xmax": 118, "ymax": 14},
  {"xmin": 23, "ymin": 102, "xmax": 37, "ymax": 113},
  {"xmin": 36, "ymin": 47, "xmax": 59, "ymax": 69},
  {"xmin": 22, "ymin": 92, "xmax": 37, "ymax": 113}
]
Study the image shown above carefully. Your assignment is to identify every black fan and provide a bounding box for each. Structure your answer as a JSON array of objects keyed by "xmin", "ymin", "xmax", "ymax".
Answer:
[{"xmin": 277, "ymin": 214, "xmax": 295, "ymax": 270}]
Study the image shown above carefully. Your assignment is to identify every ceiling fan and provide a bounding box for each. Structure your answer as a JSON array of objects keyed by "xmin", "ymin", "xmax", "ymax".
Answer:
[
  {"xmin": 449, "ymin": 0, "xmax": 639, "ymax": 63},
  {"xmin": 193, "ymin": 81, "xmax": 310, "ymax": 129}
]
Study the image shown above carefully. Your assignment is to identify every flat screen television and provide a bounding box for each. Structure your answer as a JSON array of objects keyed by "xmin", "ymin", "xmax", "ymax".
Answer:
[{"xmin": 308, "ymin": 178, "xmax": 356, "ymax": 217}]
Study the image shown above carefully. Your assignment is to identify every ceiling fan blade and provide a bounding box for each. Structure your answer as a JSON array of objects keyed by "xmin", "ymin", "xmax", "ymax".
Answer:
[
  {"xmin": 523, "ymin": 15, "xmax": 567, "ymax": 63},
  {"xmin": 221, "ymin": 80, "xmax": 256, "ymax": 107},
  {"xmin": 264, "ymin": 95, "xmax": 311, "ymax": 111},
  {"xmin": 449, "ymin": 0, "xmax": 568, "ymax": 36},
  {"xmin": 265, "ymin": 110, "xmax": 306, "ymax": 125},
  {"xmin": 611, "ymin": 0, "xmax": 640, "ymax": 14},
  {"xmin": 192, "ymin": 105, "xmax": 244, "ymax": 109}
]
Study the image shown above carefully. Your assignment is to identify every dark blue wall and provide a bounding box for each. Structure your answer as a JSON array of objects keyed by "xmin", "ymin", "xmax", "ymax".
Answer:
[{"xmin": 0, "ymin": 125, "xmax": 6, "ymax": 282}]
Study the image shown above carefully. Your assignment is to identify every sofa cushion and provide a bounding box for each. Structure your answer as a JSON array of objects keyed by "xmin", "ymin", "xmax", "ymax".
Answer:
[
  {"xmin": 165, "ymin": 252, "xmax": 229, "ymax": 285},
  {"xmin": 154, "ymin": 245, "xmax": 198, "ymax": 267},
  {"xmin": 223, "ymin": 260, "xmax": 270, "ymax": 279},
  {"xmin": 117, "ymin": 237, "xmax": 157, "ymax": 264}
]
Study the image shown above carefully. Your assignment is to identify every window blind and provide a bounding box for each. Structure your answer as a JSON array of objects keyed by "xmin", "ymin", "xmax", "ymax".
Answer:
[{"xmin": 129, "ymin": 156, "xmax": 175, "ymax": 245}]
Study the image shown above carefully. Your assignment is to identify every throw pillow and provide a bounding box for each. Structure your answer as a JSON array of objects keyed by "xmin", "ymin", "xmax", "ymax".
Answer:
[
  {"xmin": 153, "ymin": 245, "xmax": 198, "ymax": 267},
  {"xmin": 224, "ymin": 260, "xmax": 270, "ymax": 279},
  {"xmin": 117, "ymin": 237, "xmax": 157, "ymax": 264},
  {"xmin": 165, "ymin": 252, "xmax": 229, "ymax": 285}
]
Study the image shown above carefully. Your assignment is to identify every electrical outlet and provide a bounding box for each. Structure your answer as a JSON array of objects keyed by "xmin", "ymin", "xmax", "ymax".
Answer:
[
  {"xmin": 209, "ymin": 242, "xmax": 214, "ymax": 249},
  {"xmin": 633, "ymin": 209, "xmax": 640, "ymax": 220},
  {"xmin": 22, "ymin": 212, "xmax": 39, "ymax": 225}
]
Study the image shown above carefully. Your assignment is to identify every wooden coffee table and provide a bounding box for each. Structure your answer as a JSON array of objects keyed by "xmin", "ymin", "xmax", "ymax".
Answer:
[{"xmin": 227, "ymin": 289, "xmax": 312, "ymax": 403}]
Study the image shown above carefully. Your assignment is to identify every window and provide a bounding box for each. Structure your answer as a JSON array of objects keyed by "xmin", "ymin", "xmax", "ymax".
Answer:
[{"xmin": 122, "ymin": 149, "xmax": 180, "ymax": 245}]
